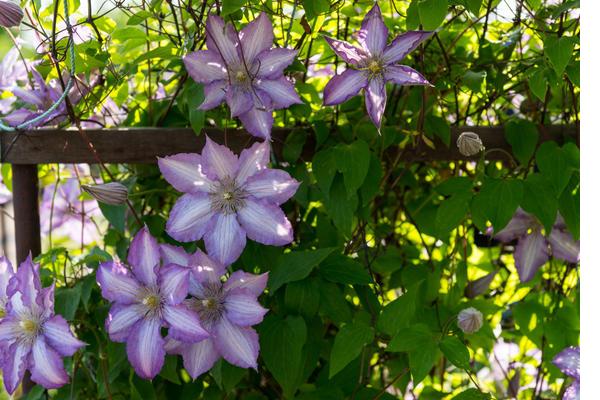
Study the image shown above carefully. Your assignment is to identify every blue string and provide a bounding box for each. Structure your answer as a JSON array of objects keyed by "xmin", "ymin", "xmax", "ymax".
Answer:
[{"xmin": 0, "ymin": 0, "xmax": 76, "ymax": 132}]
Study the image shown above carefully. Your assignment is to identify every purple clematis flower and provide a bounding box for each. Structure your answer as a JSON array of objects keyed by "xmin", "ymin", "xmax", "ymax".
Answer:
[
  {"xmin": 160, "ymin": 244, "xmax": 268, "ymax": 377},
  {"xmin": 96, "ymin": 227, "xmax": 209, "ymax": 379},
  {"xmin": 322, "ymin": 3, "xmax": 432, "ymax": 130},
  {"xmin": 159, "ymin": 137, "xmax": 299, "ymax": 265},
  {"xmin": 183, "ymin": 12, "xmax": 302, "ymax": 140},
  {"xmin": 553, "ymin": 346, "xmax": 579, "ymax": 400},
  {"xmin": 40, "ymin": 177, "xmax": 102, "ymax": 245},
  {"xmin": 0, "ymin": 47, "xmax": 28, "ymax": 114},
  {"xmin": 0, "ymin": 1, "xmax": 23, "ymax": 28},
  {"xmin": 0, "ymin": 255, "xmax": 85, "ymax": 394},
  {"xmin": 492, "ymin": 209, "xmax": 580, "ymax": 282}
]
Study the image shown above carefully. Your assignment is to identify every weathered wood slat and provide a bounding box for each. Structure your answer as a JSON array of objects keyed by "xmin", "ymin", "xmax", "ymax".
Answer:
[{"xmin": 1, "ymin": 125, "xmax": 578, "ymax": 164}]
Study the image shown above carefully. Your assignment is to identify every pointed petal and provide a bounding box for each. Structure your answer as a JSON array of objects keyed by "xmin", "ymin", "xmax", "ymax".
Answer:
[
  {"xmin": 553, "ymin": 346, "xmax": 579, "ymax": 379},
  {"xmin": 514, "ymin": 230, "xmax": 550, "ymax": 282},
  {"xmin": 256, "ymin": 48, "xmax": 298, "ymax": 78},
  {"xmin": 493, "ymin": 209, "xmax": 534, "ymax": 242},
  {"xmin": 365, "ymin": 76, "xmax": 387, "ymax": 129},
  {"xmin": 0, "ymin": 316, "xmax": 19, "ymax": 342},
  {"xmin": 200, "ymin": 80, "xmax": 227, "ymax": 110},
  {"xmin": 127, "ymin": 226, "xmax": 160, "ymax": 287},
  {"xmin": 201, "ymin": 136, "xmax": 239, "ymax": 180},
  {"xmin": 564, "ymin": 381, "xmax": 580, "ymax": 400},
  {"xmin": 158, "ymin": 153, "xmax": 213, "ymax": 193},
  {"xmin": 256, "ymin": 77, "xmax": 302, "ymax": 109},
  {"xmin": 181, "ymin": 339, "xmax": 220, "ymax": 379},
  {"xmin": 96, "ymin": 261, "xmax": 141, "ymax": 304},
  {"xmin": 236, "ymin": 141, "xmax": 271, "ymax": 184},
  {"xmin": 205, "ymin": 15, "xmax": 239, "ymax": 66},
  {"xmin": 204, "ymin": 213, "xmax": 247, "ymax": 266},
  {"xmin": 2, "ymin": 341, "xmax": 29, "ymax": 394},
  {"xmin": 30, "ymin": 338, "xmax": 69, "ymax": 389},
  {"xmin": 239, "ymin": 12, "xmax": 274, "ymax": 62},
  {"xmin": 357, "ymin": 3, "xmax": 388, "ymax": 55},
  {"xmin": 214, "ymin": 317, "xmax": 259, "ymax": 369},
  {"xmin": 237, "ymin": 199, "xmax": 293, "ymax": 246},
  {"xmin": 8, "ymin": 254, "xmax": 41, "ymax": 309},
  {"xmin": 224, "ymin": 271, "xmax": 268, "ymax": 296},
  {"xmin": 163, "ymin": 304, "xmax": 209, "ymax": 342},
  {"xmin": 244, "ymin": 169, "xmax": 299, "ymax": 204},
  {"xmin": 225, "ymin": 86, "xmax": 253, "ymax": 117},
  {"xmin": 43, "ymin": 315, "xmax": 85, "ymax": 356},
  {"xmin": 166, "ymin": 192, "xmax": 215, "ymax": 242},
  {"xmin": 106, "ymin": 303, "xmax": 144, "ymax": 342},
  {"xmin": 548, "ymin": 229, "xmax": 580, "ymax": 263},
  {"xmin": 382, "ymin": 31, "xmax": 433, "ymax": 63},
  {"xmin": 225, "ymin": 290, "xmax": 268, "ymax": 327},
  {"xmin": 126, "ymin": 317, "xmax": 165, "ymax": 379},
  {"xmin": 159, "ymin": 244, "xmax": 192, "ymax": 267},
  {"xmin": 238, "ymin": 107, "xmax": 274, "ymax": 140},
  {"xmin": 189, "ymin": 250, "xmax": 226, "ymax": 284},
  {"xmin": 384, "ymin": 65, "xmax": 430, "ymax": 86},
  {"xmin": 183, "ymin": 50, "xmax": 227, "ymax": 84},
  {"xmin": 323, "ymin": 36, "xmax": 368, "ymax": 65},
  {"xmin": 0, "ymin": 256, "xmax": 14, "ymax": 299},
  {"xmin": 323, "ymin": 69, "xmax": 368, "ymax": 106},
  {"xmin": 159, "ymin": 265, "xmax": 190, "ymax": 305}
]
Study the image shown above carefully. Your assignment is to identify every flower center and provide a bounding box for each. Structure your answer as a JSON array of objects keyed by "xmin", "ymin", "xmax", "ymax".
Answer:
[
  {"xmin": 210, "ymin": 178, "xmax": 247, "ymax": 215},
  {"xmin": 0, "ymin": 308, "xmax": 5, "ymax": 319},
  {"xmin": 193, "ymin": 282, "xmax": 225, "ymax": 326},
  {"xmin": 19, "ymin": 319, "xmax": 40, "ymax": 336},
  {"xmin": 142, "ymin": 294, "xmax": 161, "ymax": 310}
]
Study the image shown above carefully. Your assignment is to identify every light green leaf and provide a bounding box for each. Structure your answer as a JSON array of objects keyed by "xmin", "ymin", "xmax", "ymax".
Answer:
[
  {"xmin": 439, "ymin": 336, "xmax": 471, "ymax": 370},
  {"xmin": 545, "ymin": 36, "xmax": 576, "ymax": 76},
  {"xmin": 221, "ymin": 0, "xmax": 246, "ymax": 16},
  {"xmin": 417, "ymin": 0, "xmax": 449, "ymax": 30}
]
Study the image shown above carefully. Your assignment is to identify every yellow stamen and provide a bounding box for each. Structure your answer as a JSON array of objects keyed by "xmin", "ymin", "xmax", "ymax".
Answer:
[
  {"xmin": 142, "ymin": 295, "xmax": 160, "ymax": 309},
  {"xmin": 368, "ymin": 61, "xmax": 382, "ymax": 74},
  {"xmin": 19, "ymin": 319, "xmax": 38, "ymax": 334}
]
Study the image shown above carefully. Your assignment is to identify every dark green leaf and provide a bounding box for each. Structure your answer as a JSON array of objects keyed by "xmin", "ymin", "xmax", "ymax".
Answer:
[
  {"xmin": 269, "ymin": 247, "xmax": 336, "ymax": 292},
  {"xmin": 521, "ymin": 173, "xmax": 558, "ymax": 231},
  {"xmin": 221, "ymin": 0, "xmax": 246, "ymax": 16},
  {"xmin": 320, "ymin": 255, "xmax": 372, "ymax": 285},
  {"xmin": 334, "ymin": 139, "xmax": 371, "ymax": 194},
  {"xmin": 529, "ymin": 68, "xmax": 548, "ymax": 101},
  {"xmin": 99, "ymin": 203, "xmax": 126, "ymax": 233},
  {"xmin": 462, "ymin": 70, "xmax": 486, "ymax": 93},
  {"xmin": 285, "ymin": 278, "xmax": 321, "ymax": 317},
  {"xmin": 545, "ymin": 36, "xmax": 576, "ymax": 76},
  {"xmin": 435, "ymin": 193, "xmax": 471, "ymax": 238},
  {"xmin": 329, "ymin": 321, "xmax": 374, "ymax": 378},
  {"xmin": 54, "ymin": 284, "xmax": 82, "ymax": 321},
  {"xmin": 536, "ymin": 142, "xmax": 574, "ymax": 196},
  {"xmin": 504, "ymin": 119, "xmax": 539, "ymax": 165},
  {"xmin": 186, "ymin": 82, "xmax": 205, "ymax": 134},
  {"xmin": 559, "ymin": 179, "xmax": 580, "ymax": 240},
  {"xmin": 439, "ymin": 336, "xmax": 470, "ymax": 370},
  {"xmin": 324, "ymin": 175, "xmax": 358, "ymax": 236},
  {"xmin": 312, "ymin": 148, "xmax": 337, "ymax": 196},
  {"xmin": 417, "ymin": 0, "xmax": 449, "ymax": 30},
  {"xmin": 283, "ymin": 129, "xmax": 307, "ymax": 163},
  {"xmin": 388, "ymin": 324, "xmax": 434, "ymax": 352},
  {"xmin": 377, "ymin": 284, "xmax": 420, "ymax": 335},
  {"xmin": 471, "ymin": 178, "xmax": 523, "ymax": 231},
  {"xmin": 409, "ymin": 340, "xmax": 438, "ymax": 384},
  {"xmin": 452, "ymin": 388, "xmax": 492, "ymax": 400},
  {"xmin": 424, "ymin": 115, "xmax": 451, "ymax": 146}
]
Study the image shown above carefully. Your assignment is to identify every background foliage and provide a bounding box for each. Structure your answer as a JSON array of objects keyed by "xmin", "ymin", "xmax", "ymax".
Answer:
[{"xmin": 0, "ymin": 0, "xmax": 579, "ymax": 398}]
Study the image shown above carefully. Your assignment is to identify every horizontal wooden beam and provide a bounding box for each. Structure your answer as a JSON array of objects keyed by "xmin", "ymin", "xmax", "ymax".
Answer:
[{"xmin": 0, "ymin": 125, "xmax": 578, "ymax": 164}]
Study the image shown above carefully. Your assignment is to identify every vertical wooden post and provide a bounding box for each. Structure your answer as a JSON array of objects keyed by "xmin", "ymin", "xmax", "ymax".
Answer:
[{"xmin": 11, "ymin": 164, "xmax": 39, "ymax": 394}]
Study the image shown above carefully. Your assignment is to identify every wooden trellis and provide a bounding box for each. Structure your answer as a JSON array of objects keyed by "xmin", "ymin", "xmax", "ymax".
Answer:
[{"xmin": 3, "ymin": 124, "xmax": 578, "ymax": 264}]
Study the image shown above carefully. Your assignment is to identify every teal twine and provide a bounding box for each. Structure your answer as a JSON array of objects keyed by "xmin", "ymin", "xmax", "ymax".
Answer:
[{"xmin": 0, "ymin": 0, "xmax": 76, "ymax": 132}]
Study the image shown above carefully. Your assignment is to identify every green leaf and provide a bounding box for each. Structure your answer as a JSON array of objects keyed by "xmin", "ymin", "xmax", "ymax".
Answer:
[
  {"xmin": 535, "ymin": 142, "xmax": 574, "ymax": 196},
  {"xmin": 269, "ymin": 248, "xmax": 336, "ymax": 292},
  {"xmin": 99, "ymin": 203, "xmax": 126, "ymax": 233},
  {"xmin": 409, "ymin": 340, "xmax": 438, "ymax": 384},
  {"xmin": 54, "ymin": 284, "xmax": 82, "ymax": 321},
  {"xmin": 529, "ymin": 68, "xmax": 548, "ymax": 101},
  {"xmin": 319, "ymin": 281, "xmax": 352, "ymax": 325},
  {"xmin": 303, "ymin": 0, "xmax": 330, "ymax": 19},
  {"xmin": 221, "ymin": 0, "xmax": 246, "ymax": 16},
  {"xmin": 126, "ymin": 10, "xmax": 153, "ymax": 25},
  {"xmin": 334, "ymin": 139, "xmax": 371, "ymax": 194},
  {"xmin": 159, "ymin": 355, "xmax": 181, "ymax": 384},
  {"xmin": 424, "ymin": 115, "xmax": 451, "ymax": 146},
  {"xmin": 312, "ymin": 148, "xmax": 337, "ymax": 196},
  {"xmin": 377, "ymin": 284, "xmax": 420, "ymax": 335},
  {"xmin": 436, "ymin": 177, "xmax": 473, "ymax": 196},
  {"xmin": 329, "ymin": 321, "xmax": 374, "ymax": 378},
  {"xmin": 545, "ymin": 36, "xmax": 576, "ymax": 76},
  {"xmin": 283, "ymin": 129, "xmax": 307, "ymax": 163},
  {"xmin": 259, "ymin": 315, "xmax": 307, "ymax": 398},
  {"xmin": 22, "ymin": 385, "xmax": 44, "ymax": 400},
  {"xmin": 465, "ymin": 0, "xmax": 483, "ymax": 15},
  {"xmin": 324, "ymin": 175, "xmax": 358, "ymax": 236},
  {"xmin": 439, "ymin": 336, "xmax": 470, "ymax": 370},
  {"xmin": 559, "ymin": 180, "xmax": 580, "ymax": 240},
  {"xmin": 462, "ymin": 70, "xmax": 487, "ymax": 93},
  {"xmin": 387, "ymin": 324, "xmax": 434, "ymax": 352},
  {"xmin": 319, "ymin": 255, "xmax": 372, "ymax": 285},
  {"xmin": 504, "ymin": 119, "xmax": 539, "ymax": 165},
  {"xmin": 435, "ymin": 193, "xmax": 471, "ymax": 238},
  {"xmin": 417, "ymin": 0, "xmax": 449, "ymax": 30},
  {"xmin": 471, "ymin": 178, "xmax": 523, "ymax": 231},
  {"xmin": 521, "ymin": 173, "xmax": 558, "ymax": 231},
  {"xmin": 284, "ymin": 278, "xmax": 320, "ymax": 317},
  {"xmin": 452, "ymin": 388, "xmax": 492, "ymax": 400},
  {"xmin": 186, "ymin": 82, "xmax": 205, "ymax": 134}
]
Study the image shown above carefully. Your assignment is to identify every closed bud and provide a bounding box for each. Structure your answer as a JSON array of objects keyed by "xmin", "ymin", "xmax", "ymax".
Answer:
[
  {"xmin": 81, "ymin": 182, "xmax": 128, "ymax": 205},
  {"xmin": 457, "ymin": 307, "xmax": 483, "ymax": 334},
  {"xmin": 457, "ymin": 131, "xmax": 484, "ymax": 157},
  {"xmin": 0, "ymin": 1, "xmax": 23, "ymax": 27}
]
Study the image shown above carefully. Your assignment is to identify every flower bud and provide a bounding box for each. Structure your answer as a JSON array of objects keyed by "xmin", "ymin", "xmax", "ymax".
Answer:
[
  {"xmin": 81, "ymin": 182, "xmax": 128, "ymax": 205},
  {"xmin": 457, "ymin": 307, "xmax": 483, "ymax": 334},
  {"xmin": 0, "ymin": 1, "xmax": 23, "ymax": 27},
  {"xmin": 457, "ymin": 131, "xmax": 484, "ymax": 157}
]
